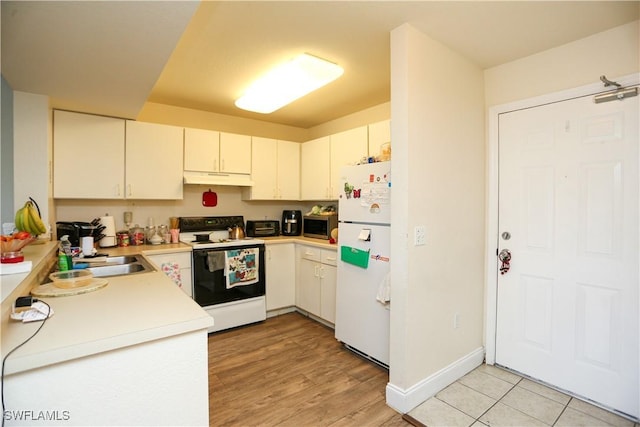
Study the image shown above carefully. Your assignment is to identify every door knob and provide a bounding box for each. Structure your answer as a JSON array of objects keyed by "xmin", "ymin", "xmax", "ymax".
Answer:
[{"xmin": 498, "ymin": 249, "xmax": 512, "ymax": 275}]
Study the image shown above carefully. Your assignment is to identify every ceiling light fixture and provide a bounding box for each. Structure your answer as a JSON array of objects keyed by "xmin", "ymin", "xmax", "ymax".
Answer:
[{"xmin": 235, "ymin": 53, "xmax": 344, "ymax": 114}]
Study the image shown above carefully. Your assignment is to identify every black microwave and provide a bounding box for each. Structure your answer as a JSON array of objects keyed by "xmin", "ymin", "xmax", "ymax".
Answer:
[{"xmin": 302, "ymin": 215, "xmax": 338, "ymax": 240}]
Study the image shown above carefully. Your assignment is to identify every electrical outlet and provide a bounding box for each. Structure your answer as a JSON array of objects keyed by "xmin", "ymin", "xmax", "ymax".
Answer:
[
  {"xmin": 414, "ymin": 225, "xmax": 426, "ymax": 246},
  {"xmin": 453, "ymin": 313, "xmax": 460, "ymax": 329}
]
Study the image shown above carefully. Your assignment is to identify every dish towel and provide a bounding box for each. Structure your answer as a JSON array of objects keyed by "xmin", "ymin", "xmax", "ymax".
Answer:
[
  {"xmin": 225, "ymin": 248, "xmax": 259, "ymax": 289},
  {"xmin": 376, "ymin": 272, "xmax": 390, "ymax": 305},
  {"xmin": 161, "ymin": 262, "xmax": 182, "ymax": 288},
  {"xmin": 207, "ymin": 251, "xmax": 225, "ymax": 273}
]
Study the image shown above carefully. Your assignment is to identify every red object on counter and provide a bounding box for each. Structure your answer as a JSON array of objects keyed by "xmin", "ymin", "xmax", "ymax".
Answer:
[{"xmin": 1, "ymin": 251, "xmax": 25, "ymax": 263}]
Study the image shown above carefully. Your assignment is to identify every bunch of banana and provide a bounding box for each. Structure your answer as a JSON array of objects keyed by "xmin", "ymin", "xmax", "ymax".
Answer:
[{"xmin": 15, "ymin": 199, "xmax": 47, "ymax": 236}]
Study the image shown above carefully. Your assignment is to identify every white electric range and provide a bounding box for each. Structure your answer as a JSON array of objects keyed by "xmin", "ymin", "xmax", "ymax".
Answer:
[{"xmin": 179, "ymin": 216, "xmax": 266, "ymax": 333}]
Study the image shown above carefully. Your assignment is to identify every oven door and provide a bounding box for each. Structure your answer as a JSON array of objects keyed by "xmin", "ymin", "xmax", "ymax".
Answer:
[{"xmin": 192, "ymin": 244, "xmax": 265, "ymax": 307}]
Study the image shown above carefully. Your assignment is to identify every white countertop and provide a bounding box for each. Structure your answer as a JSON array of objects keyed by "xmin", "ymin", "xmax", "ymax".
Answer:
[
  {"xmin": 0, "ymin": 243, "xmax": 212, "ymax": 376},
  {"xmin": 0, "ymin": 237, "xmax": 332, "ymax": 376},
  {"xmin": 1, "ymin": 241, "xmax": 58, "ymax": 303},
  {"xmin": 261, "ymin": 235, "xmax": 338, "ymax": 250}
]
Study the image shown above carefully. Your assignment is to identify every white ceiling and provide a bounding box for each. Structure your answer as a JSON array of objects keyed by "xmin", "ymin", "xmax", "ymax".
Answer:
[{"xmin": 2, "ymin": 1, "xmax": 638, "ymax": 128}]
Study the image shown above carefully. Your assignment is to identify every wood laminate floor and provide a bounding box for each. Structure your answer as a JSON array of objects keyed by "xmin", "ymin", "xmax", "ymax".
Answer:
[{"xmin": 208, "ymin": 311, "xmax": 409, "ymax": 427}]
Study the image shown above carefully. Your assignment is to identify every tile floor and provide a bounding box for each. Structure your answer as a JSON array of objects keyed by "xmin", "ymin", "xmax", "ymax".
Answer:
[{"xmin": 407, "ymin": 364, "xmax": 639, "ymax": 427}]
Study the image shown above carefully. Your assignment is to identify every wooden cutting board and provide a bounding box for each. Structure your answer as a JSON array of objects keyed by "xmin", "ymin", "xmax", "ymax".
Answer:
[{"xmin": 31, "ymin": 278, "xmax": 108, "ymax": 297}]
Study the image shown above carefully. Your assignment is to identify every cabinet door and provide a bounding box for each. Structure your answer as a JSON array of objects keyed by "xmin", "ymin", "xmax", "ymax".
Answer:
[
  {"xmin": 277, "ymin": 140, "xmax": 300, "ymax": 200},
  {"xmin": 300, "ymin": 136, "xmax": 330, "ymax": 200},
  {"xmin": 125, "ymin": 121, "xmax": 184, "ymax": 199},
  {"xmin": 296, "ymin": 245, "xmax": 321, "ymax": 316},
  {"xmin": 220, "ymin": 132, "xmax": 251, "ymax": 174},
  {"xmin": 297, "ymin": 258, "xmax": 321, "ymax": 316},
  {"xmin": 53, "ymin": 110, "xmax": 125, "ymax": 199},
  {"xmin": 249, "ymin": 137, "xmax": 278, "ymax": 199},
  {"xmin": 184, "ymin": 128, "xmax": 219, "ymax": 172},
  {"xmin": 330, "ymin": 126, "xmax": 368, "ymax": 199},
  {"xmin": 265, "ymin": 243, "xmax": 295, "ymax": 310},
  {"xmin": 320, "ymin": 264, "xmax": 337, "ymax": 324},
  {"xmin": 368, "ymin": 120, "xmax": 390, "ymax": 159},
  {"xmin": 147, "ymin": 252, "xmax": 193, "ymax": 298}
]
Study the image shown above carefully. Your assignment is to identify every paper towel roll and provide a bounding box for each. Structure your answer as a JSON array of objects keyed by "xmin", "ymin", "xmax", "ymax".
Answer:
[{"xmin": 99, "ymin": 215, "xmax": 117, "ymax": 248}]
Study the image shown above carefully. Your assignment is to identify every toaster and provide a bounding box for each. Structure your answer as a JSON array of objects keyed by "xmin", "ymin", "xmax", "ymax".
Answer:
[{"xmin": 245, "ymin": 220, "xmax": 280, "ymax": 237}]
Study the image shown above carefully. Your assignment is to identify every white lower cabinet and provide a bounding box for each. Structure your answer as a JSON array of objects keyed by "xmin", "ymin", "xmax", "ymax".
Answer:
[
  {"xmin": 265, "ymin": 243, "xmax": 296, "ymax": 310},
  {"xmin": 147, "ymin": 251, "xmax": 193, "ymax": 298},
  {"xmin": 296, "ymin": 245, "xmax": 337, "ymax": 324}
]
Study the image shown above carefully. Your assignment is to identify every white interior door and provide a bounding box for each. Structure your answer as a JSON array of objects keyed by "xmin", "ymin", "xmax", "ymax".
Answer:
[{"xmin": 496, "ymin": 89, "xmax": 639, "ymax": 418}]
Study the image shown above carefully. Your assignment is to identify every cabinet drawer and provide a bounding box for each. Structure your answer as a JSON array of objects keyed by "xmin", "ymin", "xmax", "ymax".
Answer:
[
  {"xmin": 321, "ymin": 250, "xmax": 338, "ymax": 266},
  {"xmin": 299, "ymin": 246, "xmax": 321, "ymax": 262}
]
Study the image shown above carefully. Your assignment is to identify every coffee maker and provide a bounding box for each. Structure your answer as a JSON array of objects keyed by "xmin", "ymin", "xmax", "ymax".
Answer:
[{"xmin": 282, "ymin": 210, "xmax": 302, "ymax": 236}]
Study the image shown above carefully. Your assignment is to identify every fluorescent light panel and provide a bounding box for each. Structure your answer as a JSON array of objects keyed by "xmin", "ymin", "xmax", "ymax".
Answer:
[{"xmin": 235, "ymin": 53, "xmax": 344, "ymax": 114}]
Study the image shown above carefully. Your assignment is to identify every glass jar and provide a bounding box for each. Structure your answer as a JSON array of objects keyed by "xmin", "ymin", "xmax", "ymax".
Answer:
[
  {"xmin": 117, "ymin": 230, "xmax": 130, "ymax": 247},
  {"xmin": 129, "ymin": 226, "xmax": 145, "ymax": 246}
]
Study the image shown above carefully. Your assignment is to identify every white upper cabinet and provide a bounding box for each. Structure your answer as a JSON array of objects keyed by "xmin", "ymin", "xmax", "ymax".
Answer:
[
  {"xmin": 184, "ymin": 128, "xmax": 220, "ymax": 172},
  {"xmin": 368, "ymin": 120, "xmax": 391, "ymax": 159},
  {"xmin": 277, "ymin": 140, "xmax": 300, "ymax": 200},
  {"xmin": 53, "ymin": 110, "xmax": 125, "ymax": 199},
  {"xmin": 247, "ymin": 137, "xmax": 277, "ymax": 199},
  {"xmin": 329, "ymin": 126, "xmax": 368, "ymax": 199},
  {"xmin": 300, "ymin": 136, "xmax": 331, "ymax": 200},
  {"xmin": 300, "ymin": 127, "xmax": 368, "ymax": 201},
  {"xmin": 125, "ymin": 120, "xmax": 184, "ymax": 200},
  {"xmin": 244, "ymin": 137, "xmax": 300, "ymax": 200},
  {"xmin": 220, "ymin": 132, "xmax": 251, "ymax": 174}
]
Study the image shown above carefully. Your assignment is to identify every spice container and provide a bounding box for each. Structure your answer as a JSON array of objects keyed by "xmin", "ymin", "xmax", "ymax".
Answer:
[
  {"xmin": 129, "ymin": 225, "xmax": 145, "ymax": 246},
  {"xmin": 117, "ymin": 230, "xmax": 130, "ymax": 247}
]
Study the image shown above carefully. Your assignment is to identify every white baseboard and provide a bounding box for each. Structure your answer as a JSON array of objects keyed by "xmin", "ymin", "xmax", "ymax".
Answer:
[
  {"xmin": 266, "ymin": 306, "xmax": 297, "ymax": 318},
  {"xmin": 386, "ymin": 347, "xmax": 485, "ymax": 414}
]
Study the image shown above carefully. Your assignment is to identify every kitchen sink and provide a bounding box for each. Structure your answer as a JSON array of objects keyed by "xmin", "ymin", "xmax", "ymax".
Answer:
[
  {"xmin": 85, "ymin": 255, "xmax": 155, "ymax": 278},
  {"xmin": 43, "ymin": 255, "xmax": 156, "ymax": 280},
  {"xmin": 87, "ymin": 262, "xmax": 151, "ymax": 277},
  {"xmin": 96, "ymin": 255, "xmax": 139, "ymax": 265}
]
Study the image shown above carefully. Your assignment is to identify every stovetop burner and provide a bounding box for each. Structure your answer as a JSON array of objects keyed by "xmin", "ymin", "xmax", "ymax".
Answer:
[
  {"xmin": 178, "ymin": 216, "xmax": 264, "ymax": 249},
  {"xmin": 179, "ymin": 215, "xmax": 245, "ymax": 233}
]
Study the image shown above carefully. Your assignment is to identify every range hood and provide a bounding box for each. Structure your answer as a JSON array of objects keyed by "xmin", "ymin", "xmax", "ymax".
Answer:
[{"xmin": 183, "ymin": 171, "xmax": 254, "ymax": 186}]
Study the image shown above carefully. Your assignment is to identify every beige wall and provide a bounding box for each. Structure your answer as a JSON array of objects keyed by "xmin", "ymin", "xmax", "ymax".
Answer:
[
  {"xmin": 137, "ymin": 102, "xmax": 309, "ymax": 142},
  {"xmin": 389, "ymin": 23, "xmax": 485, "ymax": 391},
  {"xmin": 138, "ymin": 100, "xmax": 390, "ymax": 142},
  {"xmin": 485, "ymin": 20, "xmax": 639, "ymax": 107},
  {"xmin": 13, "ymin": 92, "xmax": 54, "ymax": 232}
]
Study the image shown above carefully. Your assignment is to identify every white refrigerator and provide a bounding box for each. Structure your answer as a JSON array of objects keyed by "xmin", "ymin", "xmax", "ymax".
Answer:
[{"xmin": 335, "ymin": 161, "xmax": 391, "ymax": 367}]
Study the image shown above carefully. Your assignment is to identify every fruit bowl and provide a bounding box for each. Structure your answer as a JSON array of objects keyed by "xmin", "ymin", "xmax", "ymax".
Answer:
[{"xmin": 1, "ymin": 233, "xmax": 36, "ymax": 253}]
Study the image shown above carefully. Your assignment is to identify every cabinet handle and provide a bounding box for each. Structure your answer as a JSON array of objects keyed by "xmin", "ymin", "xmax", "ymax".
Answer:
[
  {"xmin": 214, "ymin": 159, "xmax": 218, "ymax": 172},
  {"xmin": 326, "ymin": 256, "xmax": 336, "ymax": 262},
  {"xmin": 116, "ymin": 184, "xmax": 121, "ymax": 197},
  {"xmin": 314, "ymin": 265, "xmax": 320, "ymax": 278},
  {"xmin": 127, "ymin": 184, "xmax": 132, "ymax": 197},
  {"xmin": 319, "ymin": 266, "xmax": 325, "ymax": 279},
  {"xmin": 221, "ymin": 159, "xmax": 225, "ymax": 171}
]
